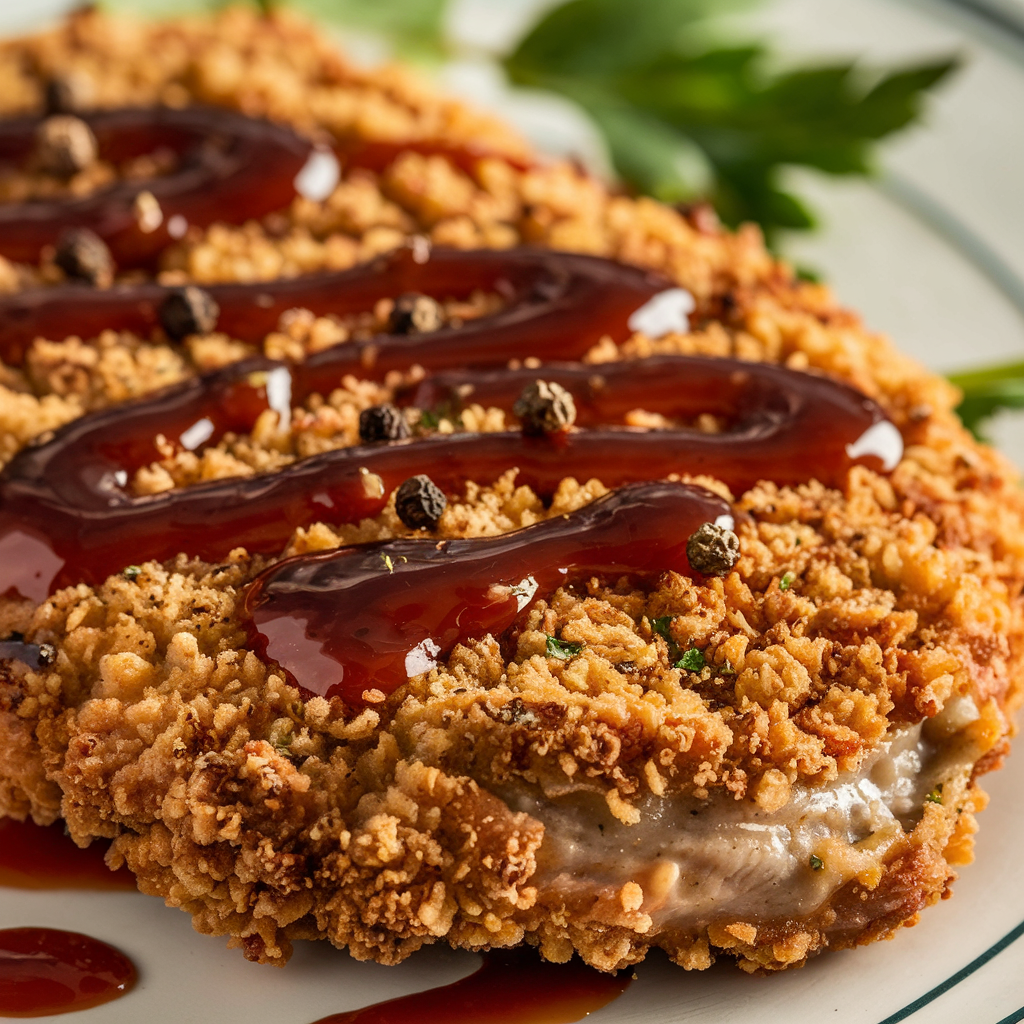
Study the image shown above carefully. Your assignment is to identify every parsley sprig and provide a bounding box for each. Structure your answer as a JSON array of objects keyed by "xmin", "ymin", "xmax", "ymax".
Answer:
[
  {"xmin": 948, "ymin": 360, "xmax": 1024, "ymax": 440},
  {"xmin": 504, "ymin": 0, "xmax": 956, "ymax": 238}
]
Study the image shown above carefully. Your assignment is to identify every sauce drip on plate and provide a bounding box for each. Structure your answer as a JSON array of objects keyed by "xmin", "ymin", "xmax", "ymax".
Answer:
[
  {"xmin": 0, "ymin": 819, "xmax": 135, "ymax": 892},
  {"xmin": 0, "ymin": 928, "xmax": 135, "ymax": 1018},
  {"xmin": 310, "ymin": 950, "xmax": 629, "ymax": 1024}
]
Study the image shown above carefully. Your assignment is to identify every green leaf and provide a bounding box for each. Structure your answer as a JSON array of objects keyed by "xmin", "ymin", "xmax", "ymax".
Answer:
[
  {"xmin": 507, "ymin": 0, "xmax": 752, "ymax": 80},
  {"xmin": 586, "ymin": 101, "xmax": 714, "ymax": 202},
  {"xmin": 505, "ymin": 0, "xmax": 957, "ymax": 239},
  {"xmin": 677, "ymin": 647, "xmax": 706, "ymax": 672},
  {"xmin": 948, "ymin": 359, "xmax": 1024, "ymax": 439},
  {"xmin": 779, "ymin": 571, "xmax": 796, "ymax": 591},
  {"xmin": 546, "ymin": 635, "xmax": 584, "ymax": 660},
  {"xmin": 853, "ymin": 60, "xmax": 960, "ymax": 138},
  {"xmin": 809, "ymin": 853, "xmax": 825, "ymax": 871},
  {"xmin": 291, "ymin": 0, "xmax": 448, "ymax": 59}
]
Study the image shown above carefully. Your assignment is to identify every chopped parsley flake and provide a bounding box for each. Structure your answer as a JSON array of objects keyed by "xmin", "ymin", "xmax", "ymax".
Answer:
[
  {"xmin": 779, "ymin": 571, "xmax": 796, "ymax": 591},
  {"xmin": 123, "ymin": 565, "xmax": 142, "ymax": 582},
  {"xmin": 651, "ymin": 615, "xmax": 684, "ymax": 662},
  {"xmin": 719, "ymin": 660, "xmax": 736, "ymax": 677},
  {"xmin": 677, "ymin": 648, "xmax": 706, "ymax": 672},
  {"xmin": 546, "ymin": 635, "xmax": 584, "ymax": 660},
  {"xmin": 809, "ymin": 854, "xmax": 825, "ymax": 871},
  {"xmin": 651, "ymin": 615, "xmax": 673, "ymax": 641},
  {"xmin": 419, "ymin": 409, "xmax": 441, "ymax": 429},
  {"xmin": 926, "ymin": 786, "xmax": 943, "ymax": 805}
]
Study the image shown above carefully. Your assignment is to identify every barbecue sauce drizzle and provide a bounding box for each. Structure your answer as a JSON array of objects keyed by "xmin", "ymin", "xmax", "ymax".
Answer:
[
  {"xmin": 0, "ymin": 927, "xmax": 135, "ymax": 1018},
  {"xmin": 0, "ymin": 106, "xmax": 310, "ymax": 268},
  {"xmin": 0, "ymin": 242, "xmax": 901, "ymax": 602},
  {"xmin": 0, "ymin": 819, "xmax": 135, "ymax": 892},
  {"xmin": 0, "ymin": 104, "xmax": 528, "ymax": 286},
  {"xmin": 248, "ymin": 481, "xmax": 732, "ymax": 704},
  {"xmin": 309, "ymin": 950, "xmax": 630, "ymax": 1024}
]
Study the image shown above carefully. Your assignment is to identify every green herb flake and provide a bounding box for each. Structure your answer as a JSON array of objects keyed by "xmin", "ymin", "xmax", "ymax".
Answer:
[
  {"xmin": 418, "ymin": 409, "xmax": 441, "ymax": 430},
  {"xmin": 677, "ymin": 647, "xmax": 706, "ymax": 672},
  {"xmin": 380, "ymin": 553, "xmax": 395, "ymax": 573},
  {"xmin": 719, "ymin": 660, "xmax": 736, "ymax": 676},
  {"xmin": 779, "ymin": 571, "xmax": 796, "ymax": 591},
  {"xmin": 651, "ymin": 615, "xmax": 674, "ymax": 641},
  {"xmin": 809, "ymin": 854, "xmax": 825, "ymax": 871},
  {"xmin": 546, "ymin": 635, "xmax": 584, "ymax": 660},
  {"xmin": 926, "ymin": 786, "xmax": 943, "ymax": 805},
  {"xmin": 651, "ymin": 614, "xmax": 684, "ymax": 661},
  {"xmin": 123, "ymin": 565, "xmax": 142, "ymax": 582}
]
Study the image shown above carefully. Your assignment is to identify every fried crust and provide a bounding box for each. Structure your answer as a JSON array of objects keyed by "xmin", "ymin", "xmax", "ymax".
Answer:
[{"xmin": 0, "ymin": 8, "xmax": 1022, "ymax": 975}]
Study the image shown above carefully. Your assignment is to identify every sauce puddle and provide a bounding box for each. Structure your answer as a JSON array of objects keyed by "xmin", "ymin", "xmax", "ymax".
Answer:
[
  {"xmin": 311, "ymin": 950, "xmax": 630, "ymax": 1024},
  {"xmin": 0, "ymin": 928, "xmax": 135, "ymax": 1018},
  {"xmin": 0, "ymin": 819, "xmax": 135, "ymax": 891}
]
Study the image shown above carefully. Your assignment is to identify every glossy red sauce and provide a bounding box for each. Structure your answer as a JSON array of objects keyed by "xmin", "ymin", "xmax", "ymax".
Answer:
[
  {"xmin": 0, "ymin": 819, "xmax": 135, "ymax": 892},
  {"xmin": 310, "ymin": 950, "xmax": 630, "ymax": 1024},
  {"xmin": 0, "ymin": 244, "xmax": 901, "ymax": 601},
  {"xmin": 0, "ymin": 927, "xmax": 135, "ymax": 1018},
  {"xmin": 0, "ymin": 106, "xmax": 310, "ymax": 267},
  {"xmin": 247, "ymin": 481, "xmax": 730, "ymax": 703},
  {"xmin": 0, "ymin": 243, "xmax": 657, "ymax": 368},
  {"xmin": 0, "ymin": 105, "xmax": 530, "ymax": 316}
]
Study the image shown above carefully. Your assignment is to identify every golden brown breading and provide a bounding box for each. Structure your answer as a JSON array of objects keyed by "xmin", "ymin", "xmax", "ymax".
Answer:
[{"xmin": 1, "ymin": 7, "xmax": 1022, "ymax": 977}]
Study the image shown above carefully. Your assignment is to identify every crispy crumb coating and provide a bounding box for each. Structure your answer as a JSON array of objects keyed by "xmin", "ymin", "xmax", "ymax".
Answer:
[{"xmin": 1, "ymin": 8, "xmax": 1023, "ymax": 976}]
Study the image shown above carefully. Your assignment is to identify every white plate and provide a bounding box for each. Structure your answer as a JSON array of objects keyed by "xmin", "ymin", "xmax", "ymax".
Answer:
[{"xmin": 2, "ymin": 1, "xmax": 1023, "ymax": 1022}]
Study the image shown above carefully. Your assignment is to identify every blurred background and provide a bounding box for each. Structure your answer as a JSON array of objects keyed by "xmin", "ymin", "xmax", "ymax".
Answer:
[{"xmin": 3, "ymin": 0, "xmax": 1024, "ymax": 461}]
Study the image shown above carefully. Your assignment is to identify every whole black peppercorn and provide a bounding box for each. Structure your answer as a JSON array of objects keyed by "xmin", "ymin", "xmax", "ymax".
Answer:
[
  {"xmin": 686, "ymin": 521, "xmax": 740, "ymax": 576},
  {"xmin": 395, "ymin": 474, "xmax": 447, "ymax": 530},
  {"xmin": 54, "ymin": 227, "xmax": 114, "ymax": 287},
  {"xmin": 159, "ymin": 286, "xmax": 220, "ymax": 340},
  {"xmin": 388, "ymin": 293, "xmax": 444, "ymax": 335},
  {"xmin": 359, "ymin": 403, "xmax": 410, "ymax": 443},
  {"xmin": 44, "ymin": 73, "xmax": 94, "ymax": 115},
  {"xmin": 34, "ymin": 115, "xmax": 98, "ymax": 177},
  {"xmin": 513, "ymin": 380, "xmax": 577, "ymax": 435}
]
